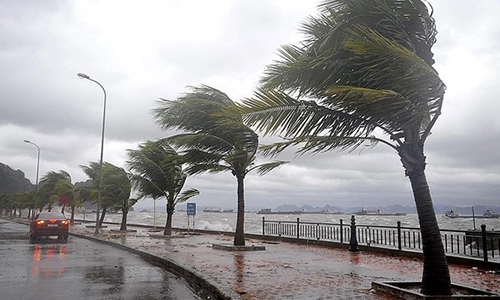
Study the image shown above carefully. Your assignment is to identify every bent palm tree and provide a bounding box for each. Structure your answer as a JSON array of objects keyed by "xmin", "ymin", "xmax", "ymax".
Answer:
[
  {"xmin": 239, "ymin": 0, "xmax": 450, "ymax": 295},
  {"xmin": 153, "ymin": 85, "xmax": 287, "ymax": 245},
  {"xmin": 38, "ymin": 171, "xmax": 74, "ymax": 213},
  {"xmin": 127, "ymin": 140, "xmax": 199, "ymax": 235},
  {"xmin": 81, "ymin": 162, "xmax": 131, "ymax": 228}
]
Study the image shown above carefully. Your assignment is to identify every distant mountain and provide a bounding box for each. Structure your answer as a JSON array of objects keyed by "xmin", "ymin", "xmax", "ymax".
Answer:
[
  {"xmin": 0, "ymin": 162, "xmax": 34, "ymax": 195},
  {"xmin": 274, "ymin": 204, "xmax": 343, "ymax": 212}
]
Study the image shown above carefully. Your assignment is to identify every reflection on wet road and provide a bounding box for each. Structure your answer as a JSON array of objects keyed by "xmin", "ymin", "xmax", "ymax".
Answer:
[{"xmin": 0, "ymin": 219, "xmax": 200, "ymax": 300}]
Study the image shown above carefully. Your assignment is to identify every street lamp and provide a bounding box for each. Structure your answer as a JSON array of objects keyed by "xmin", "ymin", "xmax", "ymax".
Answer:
[
  {"xmin": 24, "ymin": 140, "xmax": 40, "ymax": 217},
  {"xmin": 78, "ymin": 72, "xmax": 107, "ymax": 235}
]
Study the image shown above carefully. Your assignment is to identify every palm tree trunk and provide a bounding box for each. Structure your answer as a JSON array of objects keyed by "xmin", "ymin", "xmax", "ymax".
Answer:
[
  {"xmin": 120, "ymin": 208, "xmax": 128, "ymax": 231},
  {"xmin": 164, "ymin": 200, "xmax": 174, "ymax": 235},
  {"xmin": 99, "ymin": 207, "xmax": 107, "ymax": 227},
  {"xmin": 405, "ymin": 161, "xmax": 451, "ymax": 295},
  {"xmin": 233, "ymin": 175, "xmax": 245, "ymax": 246},
  {"xmin": 163, "ymin": 205, "xmax": 174, "ymax": 235},
  {"xmin": 70, "ymin": 205, "xmax": 75, "ymax": 224}
]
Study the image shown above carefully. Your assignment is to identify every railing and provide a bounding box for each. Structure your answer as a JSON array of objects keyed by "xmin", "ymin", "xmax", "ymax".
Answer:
[{"xmin": 262, "ymin": 216, "xmax": 500, "ymax": 262}]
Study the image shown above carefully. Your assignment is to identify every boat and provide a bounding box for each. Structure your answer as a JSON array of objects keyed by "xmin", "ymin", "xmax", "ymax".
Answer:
[
  {"xmin": 203, "ymin": 208, "xmax": 235, "ymax": 213},
  {"xmin": 444, "ymin": 210, "xmax": 460, "ymax": 218},
  {"xmin": 483, "ymin": 210, "xmax": 500, "ymax": 218},
  {"xmin": 445, "ymin": 209, "xmax": 499, "ymax": 219},
  {"xmin": 355, "ymin": 208, "xmax": 407, "ymax": 216},
  {"xmin": 203, "ymin": 207, "xmax": 222, "ymax": 213}
]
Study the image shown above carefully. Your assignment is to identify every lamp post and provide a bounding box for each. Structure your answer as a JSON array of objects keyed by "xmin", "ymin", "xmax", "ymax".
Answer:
[
  {"xmin": 24, "ymin": 140, "xmax": 40, "ymax": 218},
  {"xmin": 78, "ymin": 72, "xmax": 107, "ymax": 235}
]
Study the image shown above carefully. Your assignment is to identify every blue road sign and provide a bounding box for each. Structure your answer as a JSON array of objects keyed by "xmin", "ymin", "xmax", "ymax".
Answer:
[{"xmin": 187, "ymin": 203, "xmax": 196, "ymax": 216}]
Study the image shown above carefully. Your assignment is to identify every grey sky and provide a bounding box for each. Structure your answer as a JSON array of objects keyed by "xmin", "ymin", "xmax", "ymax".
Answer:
[{"xmin": 1, "ymin": 0, "xmax": 499, "ymax": 210}]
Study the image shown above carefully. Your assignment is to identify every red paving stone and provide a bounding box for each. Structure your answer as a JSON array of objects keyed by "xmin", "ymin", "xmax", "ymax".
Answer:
[{"xmin": 70, "ymin": 224, "xmax": 500, "ymax": 299}]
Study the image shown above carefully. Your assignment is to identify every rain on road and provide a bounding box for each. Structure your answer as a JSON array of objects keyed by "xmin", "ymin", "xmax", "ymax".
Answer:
[{"xmin": 0, "ymin": 219, "xmax": 201, "ymax": 300}]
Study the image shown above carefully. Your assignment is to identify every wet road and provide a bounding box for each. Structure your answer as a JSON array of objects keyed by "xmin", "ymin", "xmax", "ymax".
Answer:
[{"xmin": 0, "ymin": 219, "xmax": 200, "ymax": 300}]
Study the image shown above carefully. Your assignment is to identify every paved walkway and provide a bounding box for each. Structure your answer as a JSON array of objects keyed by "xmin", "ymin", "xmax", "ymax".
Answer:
[{"xmin": 65, "ymin": 223, "xmax": 500, "ymax": 299}]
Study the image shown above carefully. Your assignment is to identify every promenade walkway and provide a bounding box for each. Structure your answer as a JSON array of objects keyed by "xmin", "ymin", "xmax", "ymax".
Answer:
[{"xmin": 68, "ymin": 223, "xmax": 500, "ymax": 299}]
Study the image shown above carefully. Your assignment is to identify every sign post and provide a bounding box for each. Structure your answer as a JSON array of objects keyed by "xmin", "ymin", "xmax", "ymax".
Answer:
[{"xmin": 186, "ymin": 203, "xmax": 196, "ymax": 232}]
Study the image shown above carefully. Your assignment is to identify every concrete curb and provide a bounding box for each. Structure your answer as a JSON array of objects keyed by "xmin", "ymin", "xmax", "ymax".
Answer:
[{"xmin": 70, "ymin": 232, "xmax": 241, "ymax": 300}]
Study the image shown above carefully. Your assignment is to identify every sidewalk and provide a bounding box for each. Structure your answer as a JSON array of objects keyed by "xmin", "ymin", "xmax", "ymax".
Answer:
[{"xmin": 70, "ymin": 223, "xmax": 500, "ymax": 299}]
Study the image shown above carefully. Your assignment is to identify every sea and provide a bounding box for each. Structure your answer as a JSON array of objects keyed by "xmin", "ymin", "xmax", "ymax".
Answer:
[{"xmin": 74, "ymin": 211, "xmax": 500, "ymax": 233}]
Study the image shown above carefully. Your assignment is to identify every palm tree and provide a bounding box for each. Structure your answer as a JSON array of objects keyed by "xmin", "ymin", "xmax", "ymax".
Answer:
[
  {"xmin": 115, "ymin": 197, "xmax": 138, "ymax": 231},
  {"xmin": 73, "ymin": 187, "xmax": 92, "ymax": 224},
  {"xmin": 153, "ymin": 85, "xmax": 288, "ymax": 246},
  {"xmin": 14, "ymin": 192, "xmax": 31, "ymax": 218},
  {"xmin": 238, "ymin": 0, "xmax": 450, "ymax": 295},
  {"xmin": 127, "ymin": 140, "xmax": 199, "ymax": 235},
  {"xmin": 101, "ymin": 167, "xmax": 133, "ymax": 231},
  {"xmin": 81, "ymin": 162, "xmax": 131, "ymax": 228},
  {"xmin": 38, "ymin": 171, "xmax": 74, "ymax": 213}
]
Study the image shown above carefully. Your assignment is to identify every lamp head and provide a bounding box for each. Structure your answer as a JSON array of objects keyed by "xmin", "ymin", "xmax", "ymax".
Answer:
[
  {"xmin": 77, "ymin": 73, "xmax": 90, "ymax": 79},
  {"xmin": 24, "ymin": 140, "xmax": 30, "ymax": 144}
]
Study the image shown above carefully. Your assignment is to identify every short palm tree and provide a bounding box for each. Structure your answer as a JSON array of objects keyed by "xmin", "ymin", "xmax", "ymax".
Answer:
[
  {"xmin": 238, "ymin": 0, "xmax": 450, "ymax": 295},
  {"xmin": 38, "ymin": 171, "xmax": 74, "ymax": 213},
  {"xmin": 81, "ymin": 162, "xmax": 131, "ymax": 228},
  {"xmin": 153, "ymin": 85, "xmax": 288, "ymax": 245},
  {"xmin": 127, "ymin": 140, "xmax": 199, "ymax": 235},
  {"xmin": 54, "ymin": 178, "xmax": 77, "ymax": 217},
  {"xmin": 14, "ymin": 192, "xmax": 30, "ymax": 218}
]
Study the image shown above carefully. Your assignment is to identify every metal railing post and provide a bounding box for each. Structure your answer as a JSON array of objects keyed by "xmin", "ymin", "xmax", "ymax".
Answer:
[
  {"xmin": 481, "ymin": 224, "xmax": 488, "ymax": 262},
  {"xmin": 340, "ymin": 219, "xmax": 343, "ymax": 243},
  {"xmin": 296, "ymin": 218, "xmax": 300, "ymax": 239},
  {"xmin": 349, "ymin": 215, "xmax": 359, "ymax": 252},
  {"xmin": 262, "ymin": 217, "xmax": 265, "ymax": 236},
  {"xmin": 397, "ymin": 221, "xmax": 402, "ymax": 251}
]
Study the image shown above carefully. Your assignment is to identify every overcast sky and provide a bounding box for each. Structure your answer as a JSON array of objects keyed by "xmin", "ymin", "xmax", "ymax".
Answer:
[{"xmin": 1, "ymin": 0, "xmax": 499, "ymax": 210}]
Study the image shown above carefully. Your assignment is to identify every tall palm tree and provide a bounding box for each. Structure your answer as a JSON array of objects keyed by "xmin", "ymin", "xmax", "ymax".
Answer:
[
  {"xmin": 81, "ymin": 162, "xmax": 131, "ymax": 228},
  {"xmin": 153, "ymin": 85, "xmax": 288, "ymax": 246},
  {"xmin": 238, "ymin": 0, "xmax": 450, "ymax": 295},
  {"xmin": 127, "ymin": 140, "xmax": 199, "ymax": 235}
]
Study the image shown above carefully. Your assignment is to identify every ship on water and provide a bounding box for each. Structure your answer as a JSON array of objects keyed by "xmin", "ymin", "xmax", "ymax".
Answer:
[
  {"xmin": 445, "ymin": 209, "xmax": 499, "ymax": 219},
  {"xmin": 354, "ymin": 208, "xmax": 407, "ymax": 216},
  {"xmin": 257, "ymin": 208, "xmax": 302, "ymax": 215},
  {"xmin": 203, "ymin": 207, "xmax": 234, "ymax": 213}
]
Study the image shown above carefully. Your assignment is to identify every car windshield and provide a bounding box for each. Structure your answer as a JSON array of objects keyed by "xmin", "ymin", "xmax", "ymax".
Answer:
[{"xmin": 37, "ymin": 212, "xmax": 66, "ymax": 220}]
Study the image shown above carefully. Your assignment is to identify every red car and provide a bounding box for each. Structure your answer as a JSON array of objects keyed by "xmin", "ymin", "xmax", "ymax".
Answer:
[{"xmin": 29, "ymin": 212, "xmax": 70, "ymax": 241}]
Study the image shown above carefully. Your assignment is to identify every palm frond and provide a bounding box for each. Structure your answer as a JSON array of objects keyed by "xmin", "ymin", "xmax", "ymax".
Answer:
[
  {"xmin": 164, "ymin": 133, "xmax": 234, "ymax": 155},
  {"xmin": 240, "ymin": 89, "xmax": 376, "ymax": 139},
  {"xmin": 174, "ymin": 188, "xmax": 200, "ymax": 205},
  {"xmin": 248, "ymin": 161, "xmax": 289, "ymax": 176},
  {"xmin": 185, "ymin": 163, "xmax": 233, "ymax": 176},
  {"xmin": 127, "ymin": 140, "xmax": 189, "ymax": 203},
  {"xmin": 259, "ymin": 135, "xmax": 388, "ymax": 157}
]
